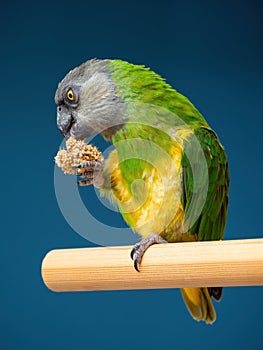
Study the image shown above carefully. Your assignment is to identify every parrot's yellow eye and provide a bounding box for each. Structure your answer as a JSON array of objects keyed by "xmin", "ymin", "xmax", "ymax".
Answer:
[{"xmin": 66, "ymin": 89, "xmax": 75, "ymax": 101}]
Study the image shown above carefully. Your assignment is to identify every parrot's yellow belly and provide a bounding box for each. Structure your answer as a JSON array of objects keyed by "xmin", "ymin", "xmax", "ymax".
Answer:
[{"xmin": 104, "ymin": 137, "xmax": 196, "ymax": 243}]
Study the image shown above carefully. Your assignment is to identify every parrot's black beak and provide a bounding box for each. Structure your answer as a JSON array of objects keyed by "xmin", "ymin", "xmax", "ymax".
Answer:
[
  {"xmin": 60, "ymin": 115, "xmax": 75, "ymax": 138},
  {"xmin": 57, "ymin": 107, "xmax": 76, "ymax": 138},
  {"xmin": 56, "ymin": 107, "xmax": 96, "ymax": 140}
]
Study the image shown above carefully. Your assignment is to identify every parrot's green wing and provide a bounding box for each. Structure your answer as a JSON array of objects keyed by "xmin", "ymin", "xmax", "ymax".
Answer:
[{"xmin": 181, "ymin": 127, "xmax": 229, "ymax": 241}]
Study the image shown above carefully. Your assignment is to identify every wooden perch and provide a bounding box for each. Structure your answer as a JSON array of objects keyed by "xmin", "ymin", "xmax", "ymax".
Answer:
[{"xmin": 41, "ymin": 238, "xmax": 263, "ymax": 292}]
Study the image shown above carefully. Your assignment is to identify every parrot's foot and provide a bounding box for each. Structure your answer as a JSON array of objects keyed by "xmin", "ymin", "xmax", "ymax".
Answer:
[
  {"xmin": 130, "ymin": 233, "xmax": 167, "ymax": 272},
  {"xmin": 73, "ymin": 161, "xmax": 104, "ymax": 188}
]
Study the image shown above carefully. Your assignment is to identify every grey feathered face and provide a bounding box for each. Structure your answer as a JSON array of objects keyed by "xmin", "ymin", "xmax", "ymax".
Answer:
[{"xmin": 55, "ymin": 59, "xmax": 125, "ymax": 140}]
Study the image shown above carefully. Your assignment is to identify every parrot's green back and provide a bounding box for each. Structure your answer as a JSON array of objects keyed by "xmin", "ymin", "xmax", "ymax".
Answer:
[{"xmin": 109, "ymin": 59, "xmax": 209, "ymax": 128}]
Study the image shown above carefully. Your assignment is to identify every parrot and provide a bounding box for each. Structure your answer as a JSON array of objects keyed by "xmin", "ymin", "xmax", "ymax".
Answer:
[{"xmin": 55, "ymin": 58, "xmax": 229, "ymax": 324}]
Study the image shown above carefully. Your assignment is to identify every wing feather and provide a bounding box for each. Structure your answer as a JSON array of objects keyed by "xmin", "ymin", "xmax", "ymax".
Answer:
[{"xmin": 181, "ymin": 127, "xmax": 229, "ymax": 241}]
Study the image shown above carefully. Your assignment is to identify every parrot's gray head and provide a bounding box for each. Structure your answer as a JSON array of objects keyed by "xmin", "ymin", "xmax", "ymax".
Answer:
[{"xmin": 55, "ymin": 59, "xmax": 125, "ymax": 140}]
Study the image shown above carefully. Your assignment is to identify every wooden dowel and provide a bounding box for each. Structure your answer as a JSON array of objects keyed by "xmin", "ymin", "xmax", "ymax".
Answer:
[{"xmin": 41, "ymin": 238, "xmax": 263, "ymax": 292}]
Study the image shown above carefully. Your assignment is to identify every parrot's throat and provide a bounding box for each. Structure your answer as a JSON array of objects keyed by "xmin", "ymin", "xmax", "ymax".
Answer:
[{"xmin": 100, "ymin": 123, "xmax": 126, "ymax": 141}]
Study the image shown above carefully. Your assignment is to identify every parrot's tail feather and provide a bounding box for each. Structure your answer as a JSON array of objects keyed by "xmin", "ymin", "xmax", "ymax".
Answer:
[{"xmin": 180, "ymin": 287, "xmax": 216, "ymax": 324}]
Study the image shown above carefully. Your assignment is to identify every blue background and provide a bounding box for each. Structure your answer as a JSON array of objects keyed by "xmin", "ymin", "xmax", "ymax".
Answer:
[{"xmin": 1, "ymin": 0, "xmax": 263, "ymax": 349}]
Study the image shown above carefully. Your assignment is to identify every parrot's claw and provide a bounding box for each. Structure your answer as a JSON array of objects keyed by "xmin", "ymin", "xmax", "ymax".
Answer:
[
  {"xmin": 74, "ymin": 161, "xmax": 104, "ymax": 188},
  {"xmin": 130, "ymin": 233, "xmax": 167, "ymax": 272},
  {"xmin": 134, "ymin": 259, "xmax": 140, "ymax": 272},
  {"xmin": 130, "ymin": 248, "xmax": 141, "ymax": 272}
]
